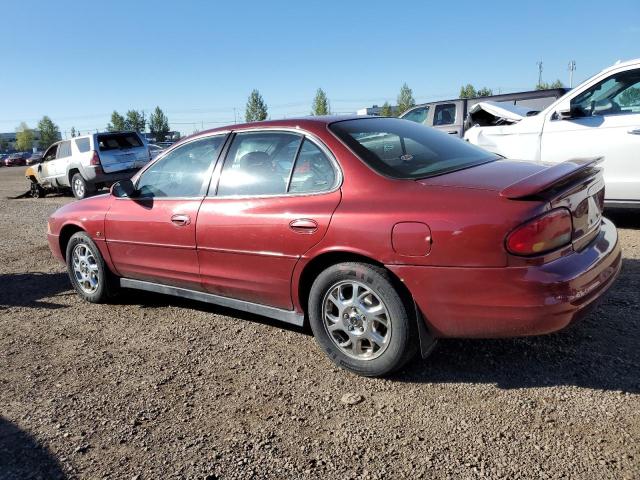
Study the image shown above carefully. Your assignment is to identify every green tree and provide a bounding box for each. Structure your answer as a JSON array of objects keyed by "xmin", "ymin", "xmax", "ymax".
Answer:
[
  {"xmin": 107, "ymin": 111, "xmax": 126, "ymax": 131},
  {"xmin": 619, "ymin": 87, "xmax": 640, "ymax": 107},
  {"xmin": 476, "ymin": 87, "xmax": 493, "ymax": 97},
  {"xmin": 379, "ymin": 102, "xmax": 393, "ymax": 117},
  {"xmin": 70, "ymin": 127, "xmax": 77, "ymax": 138},
  {"xmin": 125, "ymin": 110, "xmax": 146, "ymax": 132},
  {"xmin": 396, "ymin": 83, "xmax": 416, "ymax": 115},
  {"xmin": 536, "ymin": 79, "xmax": 564, "ymax": 90},
  {"xmin": 149, "ymin": 106, "xmax": 170, "ymax": 142},
  {"xmin": 311, "ymin": 88, "xmax": 330, "ymax": 115},
  {"xmin": 37, "ymin": 116, "xmax": 60, "ymax": 150},
  {"xmin": 459, "ymin": 84, "xmax": 477, "ymax": 99},
  {"xmin": 15, "ymin": 122, "xmax": 34, "ymax": 151},
  {"xmin": 245, "ymin": 89, "xmax": 268, "ymax": 122}
]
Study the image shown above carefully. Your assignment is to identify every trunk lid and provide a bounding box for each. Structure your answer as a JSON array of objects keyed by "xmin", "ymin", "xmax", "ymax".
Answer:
[
  {"xmin": 418, "ymin": 158, "xmax": 606, "ymax": 250},
  {"xmin": 96, "ymin": 132, "xmax": 148, "ymax": 173}
]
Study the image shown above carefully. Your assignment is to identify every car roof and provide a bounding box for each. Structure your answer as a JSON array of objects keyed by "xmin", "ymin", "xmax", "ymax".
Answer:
[{"xmin": 196, "ymin": 115, "xmax": 365, "ymax": 136}]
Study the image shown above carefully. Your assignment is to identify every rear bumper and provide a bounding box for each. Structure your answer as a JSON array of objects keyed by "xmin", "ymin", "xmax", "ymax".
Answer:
[
  {"xmin": 83, "ymin": 167, "xmax": 139, "ymax": 185},
  {"xmin": 388, "ymin": 218, "xmax": 621, "ymax": 338}
]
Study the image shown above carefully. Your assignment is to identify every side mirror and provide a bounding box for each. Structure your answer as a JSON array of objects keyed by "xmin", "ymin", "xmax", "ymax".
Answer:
[
  {"xmin": 111, "ymin": 179, "xmax": 137, "ymax": 198},
  {"xmin": 555, "ymin": 98, "xmax": 572, "ymax": 120}
]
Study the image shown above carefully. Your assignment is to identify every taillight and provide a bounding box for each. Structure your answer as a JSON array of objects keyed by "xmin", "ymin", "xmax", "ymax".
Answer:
[
  {"xmin": 90, "ymin": 150, "xmax": 101, "ymax": 166},
  {"xmin": 506, "ymin": 208, "xmax": 573, "ymax": 256}
]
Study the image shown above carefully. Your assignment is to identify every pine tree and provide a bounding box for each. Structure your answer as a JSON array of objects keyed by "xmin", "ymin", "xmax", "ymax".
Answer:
[
  {"xmin": 245, "ymin": 89, "xmax": 268, "ymax": 122},
  {"xmin": 37, "ymin": 116, "xmax": 60, "ymax": 149},
  {"xmin": 379, "ymin": 102, "xmax": 393, "ymax": 117},
  {"xmin": 124, "ymin": 110, "xmax": 146, "ymax": 132},
  {"xmin": 311, "ymin": 88, "xmax": 330, "ymax": 115},
  {"xmin": 107, "ymin": 111, "xmax": 126, "ymax": 131},
  {"xmin": 396, "ymin": 83, "xmax": 416, "ymax": 116},
  {"xmin": 149, "ymin": 106, "xmax": 170, "ymax": 142}
]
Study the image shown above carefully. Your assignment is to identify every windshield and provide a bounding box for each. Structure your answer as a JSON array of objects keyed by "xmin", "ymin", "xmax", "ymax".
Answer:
[{"xmin": 329, "ymin": 118, "xmax": 497, "ymax": 179}]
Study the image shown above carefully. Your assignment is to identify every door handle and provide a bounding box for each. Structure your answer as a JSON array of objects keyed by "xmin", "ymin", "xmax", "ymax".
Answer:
[
  {"xmin": 447, "ymin": 130, "xmax": 459, "ymax": 135},
  {"xmin": 289, "ymin": 218, "xmax": 318, "ymax": 233},
  {"xmin": 171, "ymin": 214, "xmax": 191, "ymax": 226},
  {"xmin": 628, "ymin": 128, "xmax": 640, "ymax": 135}
]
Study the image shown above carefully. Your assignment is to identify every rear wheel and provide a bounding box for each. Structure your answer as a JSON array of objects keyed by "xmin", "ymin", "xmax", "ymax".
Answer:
[
  {"xmin": 66, "ymin": 232, "xmax": 118, "ymax": 303},
  {"xmin": 308, "ymin": 262, "xmax": 418, "ymax": 377},
  {"xmin": 71, "ymin": 173, "xmax": 95, "ymax": 200}
]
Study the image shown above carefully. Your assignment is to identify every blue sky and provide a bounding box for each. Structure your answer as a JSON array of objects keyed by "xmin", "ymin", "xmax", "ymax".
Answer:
[{"xmin": 1, "ymin": 0, "xmax": 638, "ymax": 137}]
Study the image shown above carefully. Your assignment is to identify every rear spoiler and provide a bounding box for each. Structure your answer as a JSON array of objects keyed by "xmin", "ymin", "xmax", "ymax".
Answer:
[{"xmin": 500, "ymin": 157, "xmax": 603, "ymax": 199}]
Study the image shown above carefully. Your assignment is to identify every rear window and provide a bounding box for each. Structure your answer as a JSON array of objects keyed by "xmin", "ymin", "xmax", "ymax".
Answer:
[
  {"xmin": 329, "ymin": 118, "xmax": 497, "ymax": 179},
  {"xmin": 97, "ymin": 133, "xmax": 143, "ymax": 151}
]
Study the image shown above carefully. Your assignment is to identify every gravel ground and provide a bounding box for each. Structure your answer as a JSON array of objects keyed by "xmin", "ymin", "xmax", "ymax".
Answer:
[{"xmin": 0, "ymin": 166, "xmax": 638, "ymax": 479}]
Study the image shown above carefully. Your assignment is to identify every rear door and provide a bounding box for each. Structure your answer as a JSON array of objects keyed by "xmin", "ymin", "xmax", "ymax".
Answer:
[
  {"xmin": 96, "ymin": 132, "xmax": 148, "ymax": 173},
  {"xmin": 196, "ymin": 130, "xmax": 342, "ymax": 309}
]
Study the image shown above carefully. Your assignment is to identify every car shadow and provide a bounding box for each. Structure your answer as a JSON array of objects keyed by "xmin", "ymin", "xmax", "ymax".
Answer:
[
  {"xmin": 606, "ymin": 208, "xmax": 640, "ymax": 229},
  {"xmin": 395, "ymin": 257, "xmax": 640, "ymax": 393},
  {"xmin": 117, "ymin": 288, "xmax": 311, "ymax": 335},
  {"xmin": 0, "ymin": 416, "xmax": 67, "ymax": 479},
  {"xmin": 0, "ymin": 272, "xmax": 71, "ymax": 310}
]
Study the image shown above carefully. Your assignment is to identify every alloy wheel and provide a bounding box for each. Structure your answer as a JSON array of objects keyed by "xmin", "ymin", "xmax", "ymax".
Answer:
[
  {"xmin": 74, "ymin": 178, "xmax": 85, "ymax": 198},
  {"xmin": 72, "ymin": 243, "xmax": 99, "ymax": 294},
  {"xmin": 322, "ymin": 280, "xmax": 392, "ymax": 360}
]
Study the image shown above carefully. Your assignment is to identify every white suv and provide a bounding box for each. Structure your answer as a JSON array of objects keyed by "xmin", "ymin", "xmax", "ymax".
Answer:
[{"xmin": 27, "ymin": 131, "xmax": 150, "ymax": 199}]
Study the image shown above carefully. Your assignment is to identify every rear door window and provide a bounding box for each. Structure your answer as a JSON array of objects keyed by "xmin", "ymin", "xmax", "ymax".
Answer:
[
  {"xmin": 216, "ymin": 132, "xmax": 302, "ymax": 196},
  {"xmin": 288, "ymin": 139, "xmax": 337, "ymax": 193},
  {"xmin": 97, "ymin": 133, "xmax": 143, "ymax": 151},
  {"xmin": 433, "ymin": 103, "xmax": 457, "ymax": 126}
]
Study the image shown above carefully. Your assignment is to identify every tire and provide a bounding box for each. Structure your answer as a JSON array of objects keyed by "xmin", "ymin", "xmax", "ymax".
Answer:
[
  {"xmin": 71, "ymin": 173, "xmax": 95, "ymax": 200},
  {"xmin": 308, "ymin": 262, "xmax": 418, "ymax": 377},
  {"xmin": 66, "ymin": 231, "xmax": 118, "ymax": 303},
  {"xmin": 30, "ymin": 181, "xmax": 45, "ymax": 198}
]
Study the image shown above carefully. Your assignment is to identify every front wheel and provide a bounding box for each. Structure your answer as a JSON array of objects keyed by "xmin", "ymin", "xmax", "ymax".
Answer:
[
  {"xmin": 308, "ymin": 262, "xmax": 418, "ymax": 377},
  {"xmin": 66, "ymin": 232, "xmax": 118, "ymax": 303},
  {"xmin": 30, "ymin": 181, "xmax": 45, "ymax": 198}
]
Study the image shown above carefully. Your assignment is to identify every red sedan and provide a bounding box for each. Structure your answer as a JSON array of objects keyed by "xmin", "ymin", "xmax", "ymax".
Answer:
[{"xmin": 47, "ymin": 116, "xmax": 621, "ymax": 376}]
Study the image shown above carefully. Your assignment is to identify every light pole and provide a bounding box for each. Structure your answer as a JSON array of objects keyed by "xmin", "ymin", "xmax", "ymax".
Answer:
[
  {"xmin": 568, "ymin": 60, "xmax": 576, "ymax": 88},
  {"xmin": 536, "ymin": 60, "xmax": 543, "ymax": 87}
]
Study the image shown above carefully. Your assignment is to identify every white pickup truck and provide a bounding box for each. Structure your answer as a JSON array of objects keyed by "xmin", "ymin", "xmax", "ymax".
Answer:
[{"xmin": 465, "ymin": 59, "xmax": 640, "ymax": 208}]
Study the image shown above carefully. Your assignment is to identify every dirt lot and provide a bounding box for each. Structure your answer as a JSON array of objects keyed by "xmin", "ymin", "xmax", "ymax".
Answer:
[{"xmin": 0, "ymin": 165, "xmax": 638, "ymax": 480}]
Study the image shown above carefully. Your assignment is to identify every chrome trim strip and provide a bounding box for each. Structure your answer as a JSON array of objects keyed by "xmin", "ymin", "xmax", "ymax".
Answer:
[
  {"xmin": 197, "ymin": 246, "xmax": 298, "ymax": 259},
  {"xmin": 107, "ymin": 239, "xmax": 193, "ymax": 249},
  {"xmin": 120, "ymin": 278, "xmax": 305, "ymax": 326}
]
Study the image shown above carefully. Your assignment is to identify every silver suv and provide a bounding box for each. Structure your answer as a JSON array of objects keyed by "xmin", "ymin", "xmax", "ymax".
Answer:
[{"xmin": 27, "ymin": 131, "xmax": 150, "ymax": 199}]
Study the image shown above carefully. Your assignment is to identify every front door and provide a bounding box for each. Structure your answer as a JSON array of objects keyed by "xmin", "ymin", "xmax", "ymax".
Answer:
[
  {"xmin": 197, "ymin": 130, "xmax": 342, "ymax": 309},
  {"xmin": 39, "ymin": 142, "xmax": 60, "ymax": 184},
  {"xmin": 540, "ymin": 67, "xmax": 640, "ymax": 202},
  {"xmin": 105, "ymin": 134, "xmax": 227, "ymax": 290}
]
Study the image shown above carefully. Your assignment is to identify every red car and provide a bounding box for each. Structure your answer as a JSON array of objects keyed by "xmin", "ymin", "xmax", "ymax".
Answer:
[
  {"xmin": 47, "ymin": 117, "xmax": 621, "ymax": 376},
  {"xmin": 4, "ymin": 152, "xmax": 28, "ymax": 166}
]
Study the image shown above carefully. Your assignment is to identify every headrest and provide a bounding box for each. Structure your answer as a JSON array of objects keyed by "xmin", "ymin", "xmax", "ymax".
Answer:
[{"xmin": 239, "ymin": 151, "xmax": 271, "ymax": 170}]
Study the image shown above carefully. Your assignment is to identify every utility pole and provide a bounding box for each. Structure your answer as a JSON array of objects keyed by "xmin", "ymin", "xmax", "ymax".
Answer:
[
  {"xmin": 233, "ymin": 108, "xmax": 237, "ymax": 124},
  {"xmin": 568, "ymin": 60, "xmax": 576, "ymax": 88},
  {"xmin": 536, "ymin": 60, "xmax": 543, "ymax": 87}
]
